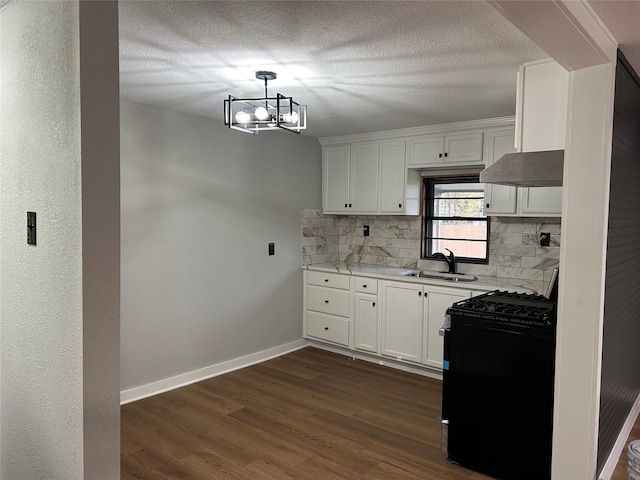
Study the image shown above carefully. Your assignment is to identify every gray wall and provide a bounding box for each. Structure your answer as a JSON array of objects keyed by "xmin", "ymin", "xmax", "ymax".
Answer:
[
  {"xmin": 0, "ymin": 2, "xmax": 120, "ymax": 478},
  {"xmin": 120, "ymin": 101, "xmax": 322, "ymax": 391},
  {"xmin": 598, "ymin": 52, "xmax": 640, "ymax": 473}
]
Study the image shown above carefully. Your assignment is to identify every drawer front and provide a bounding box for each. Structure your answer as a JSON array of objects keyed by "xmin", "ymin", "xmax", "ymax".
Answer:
[
  {"xmin": 355, "ymin": 277, "xmax": 378, "ymax": 294},
  {"xmin": 307, "ymin": 270, "xmax": 350, "ymax": 290},
  {"xmin": 306, "ymin": 311, "xmax": 349, "ymax": 346},
  {"xmin": 307, "ymin": 285, "xmax": 350, "ymax": 317}
]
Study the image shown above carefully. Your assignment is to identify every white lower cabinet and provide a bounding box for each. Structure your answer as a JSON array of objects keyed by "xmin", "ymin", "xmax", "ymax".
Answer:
[
  {"xmin": 304, "ymin": 271, "xmax": 484, "ymax": 371},
  {"xmin": 380, "ymin": 281, "xmax": 424, "ymax": 363},
  {"xmin": 304, "ymin": 271, "xmax": 350, "ymax": 347},
  {"xmin": 354, "ymin": 293, "xmax": 378, "ymax": 353},
  {"xmin": 422, "ymin": 286, "xmax": 470, "ymax": 369},
  {"xmin": 307, "ymin": 311, "xmax": 350, "ymax": 347},
  {"xmin": 380, "ymin": 281, "xmax": 473, "ymax": 366},
  {"xmin": 353, "ymin": 277, "xmax": 379, "ymax": 353}
]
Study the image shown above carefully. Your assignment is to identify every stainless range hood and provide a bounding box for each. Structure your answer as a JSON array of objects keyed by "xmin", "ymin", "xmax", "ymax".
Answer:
[{"xmin": 479, "ymin": 150, "xmax": 564, "ymax": 187}]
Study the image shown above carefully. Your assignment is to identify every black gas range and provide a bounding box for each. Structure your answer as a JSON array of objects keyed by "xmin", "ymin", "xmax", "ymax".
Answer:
[
  {"xmin": 447, "ymin": 290, "xmax": 556, "ymax": 328},
  {"xmin": 441, "ymin": 287, "xmax": 557, "ymax": 480}
]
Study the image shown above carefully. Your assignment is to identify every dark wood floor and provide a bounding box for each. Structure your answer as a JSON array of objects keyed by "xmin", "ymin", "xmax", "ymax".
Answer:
[{"xmin": 121, "ymin": 347, "xmax": 494, "ymax": 479}]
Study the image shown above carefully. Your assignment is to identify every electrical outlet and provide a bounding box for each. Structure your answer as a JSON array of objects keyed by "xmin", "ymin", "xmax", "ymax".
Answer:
[
  {"xmin": 268, "ymin": 242, "xmax": 275, "ymax": 255},
  {"xmin": 540, "ymin": 232, "xmax": 551, "ymax": 247},
  {"xmin": 363, "ymin": 225, "xmax": 370, "ymax": 237}
]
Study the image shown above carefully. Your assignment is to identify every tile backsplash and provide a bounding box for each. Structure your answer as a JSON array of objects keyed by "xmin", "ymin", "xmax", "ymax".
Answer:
[{"xmin": 301, "ymin": 209, "xmax": 560, "ymax": 282}]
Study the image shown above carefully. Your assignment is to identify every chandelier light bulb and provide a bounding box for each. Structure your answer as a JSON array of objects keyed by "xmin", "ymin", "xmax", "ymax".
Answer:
[
  {"xmin": 282, "ymin": 111, "xmax": 299, "ymax": 124},
  {"xmin": 235, "ymin": 111, "xmax": 250, "ymax": 124},
  {"xmin": 255, "ymin": 106, "xmax": 270, "ymax": 121}
]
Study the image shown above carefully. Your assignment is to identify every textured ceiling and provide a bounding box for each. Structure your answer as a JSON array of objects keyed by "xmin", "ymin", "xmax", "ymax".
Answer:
[{"xmin": 118, "ymin": 1, "xmax": 547, "ymax": 137}]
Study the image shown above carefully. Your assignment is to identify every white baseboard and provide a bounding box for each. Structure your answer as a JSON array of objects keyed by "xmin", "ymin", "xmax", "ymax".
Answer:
[
  {"xmin": 308, "ymin": 341, "xmax": 443, "ymax": 381},
  {"xmin": 599, "ymin": 392, "xmax": 640, "ymax": 480},
  {"xmin": 120, "ymin": 339, "xmax": 309, "ymax": 405}
]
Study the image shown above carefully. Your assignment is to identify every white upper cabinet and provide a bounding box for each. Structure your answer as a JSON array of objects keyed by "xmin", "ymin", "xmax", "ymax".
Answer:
[
  {"xmin": 407, "ymin": 132, "xmax": 483, "ymax": 168},
  {"xmin": 322, "ymin": 143, "xmax": 379, "ymax": 214},
  {"xmin": 322, "ymin": 145, "xmax": 351, "ymax": 213},
  {"xmin": 484, "ymin": 129, "xmax": 518, "ymax": 215},
  {"xmin": 322, "ymin": 139, "xmax": 418, "ymax": 215},
  {"xmin": 513, "ymin": 59, "xmax": 568, "ymax": 217},
  {"xmin": 349, "ymin": 143, "xmax": 380, "ymax": 213},
  {"xmin": 319, "ymin": 117, "xmax": 517, "ymax": 216},
  {"xmin": 379, "ymin": 140, "xmax": 407, "ymax": 214},
  {"xmin": 406, "ymin": 136, "xmax": 444, "ymax": 166},
  {"xmin": 517, "ymin": 59, "xmax": 569, "ymax": 152}
]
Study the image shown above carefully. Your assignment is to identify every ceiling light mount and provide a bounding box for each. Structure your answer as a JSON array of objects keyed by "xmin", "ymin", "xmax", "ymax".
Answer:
[{"xmin": 224, "ymin": 70, "xmax": 307, "ymax": 135}]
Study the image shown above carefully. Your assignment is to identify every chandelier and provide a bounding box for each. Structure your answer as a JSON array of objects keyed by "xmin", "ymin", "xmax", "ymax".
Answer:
[{"xmin": 224, "ymin": 71, "xmax": 307, "ymax": 135}]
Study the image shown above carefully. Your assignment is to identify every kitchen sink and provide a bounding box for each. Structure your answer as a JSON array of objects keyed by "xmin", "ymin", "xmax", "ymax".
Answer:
[{"xmin": 401, "ymin": 271, "xmax": 478, "ymax": 282}]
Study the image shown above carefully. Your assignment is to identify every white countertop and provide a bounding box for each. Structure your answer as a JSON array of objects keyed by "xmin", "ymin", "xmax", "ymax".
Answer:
[{"xmin": 303, "ymin": 262, "xmax": 547, "ymax": 294}]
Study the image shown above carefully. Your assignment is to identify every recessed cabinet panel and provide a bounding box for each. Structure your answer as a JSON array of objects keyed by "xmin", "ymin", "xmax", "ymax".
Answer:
[
  {"xmin": 423, "ymin": 287, "xmax": 471, "ymax": 369},
  {"xmin": 354, "ymin": 293, "xmax": 378, "ymax": 353},
  {"xmin": 307, "ymin": 311, "xmax": 349, "ymax": 346},
  {"xmin": 322, "ymin": 145, "xmax": 350, "ymax": 212},
  {"xmin": 307, "ymin": 271, "xmax": 350, "ymax": 290},
  {"xmin": 444, "ymin": 133, "xmax": 484, "ymax": 165},
  {"xmin": 519, "ymin": 60, "xmax": 569, "ymax": 152},
  {"xmin": 379, "ymin": 140, "xmax": 406, "ymax": 213},
  {"xmin": 350, "ymin": 142, "xmax": 379, "ymax": 213},
  {"xmin": 307, "ymin": 285, "xmax": 350, "ymax": 317},
  {"xmin": 518, "ymin": 186, "xmax": 563, "ymax": 215},
  {"xmin": 355, "ymin": 277, "xmax": 378, "ymax": 294},
  {"xmin": 484, "ymin": 129, "xmax": 518, "ymax": 215},
  {"xmin": 407, "ymin": 136, "xmax": 444, "ymax": 167},
  {"xmin": 381, "ymin": 282, "xmax": 423, "ymax": 363}
]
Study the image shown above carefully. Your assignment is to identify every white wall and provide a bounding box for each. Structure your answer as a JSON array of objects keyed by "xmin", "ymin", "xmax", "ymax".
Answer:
[
  {"xmin": 0, "ymin": 1, "xmax": 120, "ymax": 479},
  {"xmin": 552, "ymin": 62, "xmax": 615, "ymax": 479},
  {"xmin": 120, "ymin": 101, "xmax": 322, "ymax": 392}
]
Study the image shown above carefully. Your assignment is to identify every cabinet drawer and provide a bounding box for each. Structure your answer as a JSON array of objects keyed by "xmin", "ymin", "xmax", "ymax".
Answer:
[
  {"xmin": 307, "ymin": 271, "xmax": 350, "ymax": 290},
  {"xmin": 307, "ymin": 285, "xmax": 350, "ymax": 317},
  {"xmin": 355, "ymin": 277, "xmax": 378, "ymax": 294},
  {"xmin": 306, "ymin": 311, "xmax": 349, "ymax": 346}
]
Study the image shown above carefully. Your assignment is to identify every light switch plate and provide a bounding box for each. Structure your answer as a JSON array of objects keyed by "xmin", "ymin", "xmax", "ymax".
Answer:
[{"xmin": 27, "ymin": 211, "xmax": 36, "ymax": 245}]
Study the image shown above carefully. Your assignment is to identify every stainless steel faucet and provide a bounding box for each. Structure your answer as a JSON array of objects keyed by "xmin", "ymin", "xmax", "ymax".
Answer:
[{"xmin": 432, "ymin": 248, "xmax": 456, "ymax": 274}]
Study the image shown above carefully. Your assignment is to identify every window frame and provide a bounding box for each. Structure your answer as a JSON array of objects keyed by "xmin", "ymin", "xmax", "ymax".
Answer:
[{"xmin": 421, "ymin": 175, "xmax": 490, "ymax": 264}]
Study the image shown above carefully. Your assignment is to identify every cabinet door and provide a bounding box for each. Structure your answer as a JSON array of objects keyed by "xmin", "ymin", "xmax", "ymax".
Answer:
[
  {"xmin": 354, "ymin": 293, "xmax": 378, "ymax": 353},
  {"xmin": 484, "ymin": 129, "xmax": 517, "ymax": 215},
  {"xmin": 518, "ymin": 59, "xmax": 569, "ymax": 152},
  {"xmin": 381, "ymin": 282, "xmax": 423, "ymax": 363},
  {"xmin": 406, "ymin": 136, "xmax": 444, "ymax": 167},
  {"xmin": 443, "ymin": 132, "xmax": 483, "ymax": 165},
  {"xmin": 379, "ymin": 140, "xmax": 406, "ymax": 213},
  {"xmin": 350, "ymin": 142, "xmax": 379, "ymax": 213},
  {"xmin": 322, "ymin": 145, "xmax": 350, "ymax": 213},
  {"xmin": 517, "ymin": 186, "xmax": 562, "ymax": 216},
  {"xmin": 423, "ymin": 287, "xmax": 471, "ymax": 369}
]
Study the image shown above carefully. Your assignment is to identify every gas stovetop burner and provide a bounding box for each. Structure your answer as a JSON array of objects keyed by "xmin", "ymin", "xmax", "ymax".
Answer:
[{"xmin": 447, "ymin": 290, "xmax": 556, "ymax": 327}]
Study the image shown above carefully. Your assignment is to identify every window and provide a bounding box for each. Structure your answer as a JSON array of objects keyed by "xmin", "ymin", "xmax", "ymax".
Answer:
[{"xmin": 423, "ymin": 176, "xmax": 489, "ymax": 262}]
